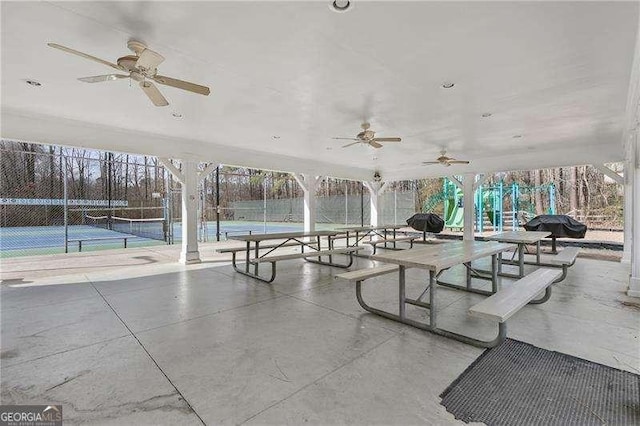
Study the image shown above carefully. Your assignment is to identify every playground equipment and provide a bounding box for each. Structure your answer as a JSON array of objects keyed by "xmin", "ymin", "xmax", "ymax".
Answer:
[{"xmin": 423, "ymin": 177, "xmax": 556, "ymax": 232}]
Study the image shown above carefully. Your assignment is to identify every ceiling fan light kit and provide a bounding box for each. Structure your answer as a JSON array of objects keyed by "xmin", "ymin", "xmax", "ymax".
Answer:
[
  {"xmin": 333, "ymin": 122, "xmax": 402, "ymax": 149},
  {"xmin": 48, "ymin": 40, "xmax": 210, "ymax": 107}
]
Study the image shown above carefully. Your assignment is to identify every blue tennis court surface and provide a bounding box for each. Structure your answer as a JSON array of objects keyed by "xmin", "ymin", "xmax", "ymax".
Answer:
[{"xmin": 0, "ymin": 221, "xmax": 340, "ymax": 257}]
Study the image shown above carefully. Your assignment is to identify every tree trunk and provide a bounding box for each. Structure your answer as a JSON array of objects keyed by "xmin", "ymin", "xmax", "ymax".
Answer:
[
  {"xmin": 569, "ymin": 167, "xmax": 578, "ymax": 214},
  {"xmin": 533, "ymin": 170, "xmax": 543, "ymax": 215}
]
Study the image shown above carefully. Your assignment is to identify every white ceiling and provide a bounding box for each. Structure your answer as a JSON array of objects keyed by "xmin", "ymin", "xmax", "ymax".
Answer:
[{"xmin": 2, "ymin": 1, "xmax": 639, "ymax": 181}]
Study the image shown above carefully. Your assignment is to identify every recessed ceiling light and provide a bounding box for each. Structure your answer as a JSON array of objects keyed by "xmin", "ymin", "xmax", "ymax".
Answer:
[
  {"xmin": 326, "ymin": 147, "xmax": 333, "ymax": 150},
  {"xmin": 272, "ymin": 136, "xmax": 281, "ymax": 140},
  {"xmin": 25, "ymin": 79, "xmax": 42, "ymax": 87},
  {"xmin": 481, "ymin": 112, "xmax": 492, "ymax": 118},
  {"xmin": 171, "ymin": 112, "xmax": 183, "ymax": 119},
  {"xmin": 442, "ymin": 82, "xmax": 455, "ymax": 89},
  {"xmin": 512, "ymin": 134, "xmax": 522, "ymax": 139},
  {"xmin": 330, "ymin": 0, "xmax": 352, "ymax": 13}
]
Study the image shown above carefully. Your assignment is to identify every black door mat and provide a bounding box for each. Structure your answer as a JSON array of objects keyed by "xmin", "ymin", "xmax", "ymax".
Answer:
[{"xmin": 440, "ymin": 339, "xmax": 639, "ymax": 425}]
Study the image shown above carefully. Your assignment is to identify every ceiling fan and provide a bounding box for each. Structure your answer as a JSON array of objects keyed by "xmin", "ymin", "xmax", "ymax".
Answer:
[
  {"xmin": 48, "ymin": 40, "xmax": 210, "ymax": 107},
  {"xmin": 333, "ymin": 122, "xmax": 401, "ymax": 149},
  {"xmin": 422, "ymin": 150, "xmax": 470, "ymax": 167}
]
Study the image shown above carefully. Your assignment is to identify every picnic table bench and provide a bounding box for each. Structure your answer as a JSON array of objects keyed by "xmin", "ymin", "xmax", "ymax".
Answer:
[
  {"xmin": 336, "ymin": 241, "xmax": 562, "ymax": 348},
  {"xmin": 332, "ymin": 225, "xmax": 405, "ymax": 248},
  {"xmin": 363, "ymin": 235, "xmax": 417, "ymax": 254},
  {"xmin": 488, "ymin": 230, "xmax": 580, "ymax": 283},
  {"xmin": 67, "ymin": 236, "xmax": 133, "ymax": 252},
  {"xmin": 218, "ymin": 231, "xmax": 362, "ymax": 283}
]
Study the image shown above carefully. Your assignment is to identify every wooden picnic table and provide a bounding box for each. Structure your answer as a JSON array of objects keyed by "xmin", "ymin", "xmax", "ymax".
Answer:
[
  {"xmin": 224, "ymin": 230, "xmax": 360, "ymax": 282},
  {"xmin": 485, "ymin": 230, "xmax": 551, "ymax": 278},
  {"xmin": 365, "ymin": 240, "xmax": 512, "ymax": 346}
]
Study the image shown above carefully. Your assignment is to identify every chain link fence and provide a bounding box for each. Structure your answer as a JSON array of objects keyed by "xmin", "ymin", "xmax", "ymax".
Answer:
[
  {"xmin": 1, "ymin": 141, "xmax": 420, "ymax": 257},
  {"xmin": 1, "ymin": 142, "xmax": 169, "ymax": 257}
]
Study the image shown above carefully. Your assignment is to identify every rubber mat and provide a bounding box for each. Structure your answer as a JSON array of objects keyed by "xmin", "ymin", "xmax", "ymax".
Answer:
[{"xmin": 440, "ymin": 339, "xmax": 639, "ymax": 425}]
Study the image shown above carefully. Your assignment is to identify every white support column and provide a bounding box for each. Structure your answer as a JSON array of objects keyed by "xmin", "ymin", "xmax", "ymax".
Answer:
[
  {"xmin": 628, "ymin": 131, "xmax": 640, "ymax": 297},
  {"xmin": 158, "ymin": 158, "xmax": 201, "ymax": 264},
  {"xmin": 294, "ymin": 173, "xmax": 321, "ymax": 233},
  {"xmin": 623, "ymin": 156, "xmax": 633, "ymax": 264},
  {"xmin": 364, "ymin": 181, "xmax": 388, "ymax": 227},
  {"xmin": 592, "ymin": 163, "xmax": 632, "ymax": 263},
  {"xmin": 180, "ymin": 161, "xmax": 201, "ymax": 264},
  {"xmin": 462, "ymin": 173, "xmax": 476, "ymax": 241}
]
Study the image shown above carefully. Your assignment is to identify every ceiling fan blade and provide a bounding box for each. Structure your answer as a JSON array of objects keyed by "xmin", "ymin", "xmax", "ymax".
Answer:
[
  {"xmin": 342, "ymin": 141, "xmax": 361, "ymax": 148},
  {"xmin": 140, "ymin": 81, "xmax": 169, "ymax": 107},
  {"xmin": 136, "ymin": 48, "xmax": 165, "ymax": 70},
  {"xmin": 332, "ymin": 137, "xmax": 359, "ymax": 141},
  {"xmin": 47, "ymin": 43, "xmax": 121, "ymax": 71},
  {"xmin": 153, "ymin": 75, "xmax": 210, "ymax": 96},
  {"xmin": 78, "ymin": 74, "xmax": 129, "ymax": 83},
  {"xmin": 447, "ymin": 160, "xmax": 471, "ymax": 164},
  {"xmin": 372, "ymin": 137, "xmax": 401, "ymax": 143},
  {"xmin": 369, "ymin": 141, "xmax": 383, "ymax": 149}
]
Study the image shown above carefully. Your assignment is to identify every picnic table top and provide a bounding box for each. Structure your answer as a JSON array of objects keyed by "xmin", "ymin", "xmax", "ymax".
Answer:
[
  {"xmin": 484, "ymin": 230, "xmax": 551, "ymax": 244},
  {"xmin": 369, "ymin": 240, "xmax": 512, "ymax": 273},
  {"xmin": 228, "ymin": 230, "xmax": 339, "ymax": 242},
  {"xmin": 336, "ymin": 225, "xmax": 404, "ymax": 232}
]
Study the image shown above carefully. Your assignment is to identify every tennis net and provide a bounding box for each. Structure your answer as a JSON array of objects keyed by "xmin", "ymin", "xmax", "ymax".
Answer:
[{"xmin": 84, "ymin": 214, "xmax": 168, "ymax": 242}]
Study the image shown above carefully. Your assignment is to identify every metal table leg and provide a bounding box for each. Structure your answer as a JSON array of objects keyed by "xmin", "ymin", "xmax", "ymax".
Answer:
[
  {"xmin": 254, "ymin": 241, "xmax": 260, "ymax": 276},
  {"xmin": 429, "ymin": 270, "xmax": 436, "ymax": 328},
  {"xmin": 399, "ymin": 266, "xmax": 406, "ymax": 320},
  {"xmin": 491, "ymin": 254, "xmax": 499, "ymax": 292},
  {"xmin": 354, "ymin": 267, "xmax": 505, "ymax": 348},
  {"xmin": 245, "ymin": 241, "xmax": 251, "ymax": 273},
  {"xmin": 518, "ymin": 243, "xmax": 524, "ymax": 278}
]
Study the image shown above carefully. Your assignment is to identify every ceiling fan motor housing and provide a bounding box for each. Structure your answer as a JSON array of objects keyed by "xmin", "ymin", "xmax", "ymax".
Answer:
[{"xmin": 357, "ymin": 130, "xmax": 375, "ymax": 140}]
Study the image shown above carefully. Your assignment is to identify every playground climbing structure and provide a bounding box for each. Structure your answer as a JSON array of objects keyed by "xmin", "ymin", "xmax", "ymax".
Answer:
[{"xmin": 422, "ymin": 177, "xmax": 556, "ymax": 232}]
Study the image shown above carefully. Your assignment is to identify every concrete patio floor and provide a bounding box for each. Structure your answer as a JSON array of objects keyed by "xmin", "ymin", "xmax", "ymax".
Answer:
[{"xmin": 1, "ymin": 243, "xmax": 638, "ymax": 424}]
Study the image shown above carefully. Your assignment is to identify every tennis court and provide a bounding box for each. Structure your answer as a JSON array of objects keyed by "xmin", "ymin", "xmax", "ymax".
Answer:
[{"xmin": 0, "ymin": 220, "xmax": 339, "ymax": 258}]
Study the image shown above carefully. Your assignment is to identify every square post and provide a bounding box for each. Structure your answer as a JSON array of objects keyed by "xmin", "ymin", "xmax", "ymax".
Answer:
[
  {"xmin": 463, "ymin": 173, "xmax": 475, "ymax": 241},
  {"xmin": 180, "ymin": 161, "xmax": 201, "ymax": 264},
  {"xmin": 364, "ymin": 180, "xmax": 388, "ymax": 227},
  {"xmin": 628, "ymin": 131, "xmax": 640, "ymax": 297},
  {"xmin": 293, "ymin": 174, "xmax": 321, "ymax": 234}
]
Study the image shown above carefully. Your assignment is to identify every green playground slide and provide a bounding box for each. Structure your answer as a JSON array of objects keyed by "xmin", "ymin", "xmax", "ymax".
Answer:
[{"xmin": 446, "ymin": 204, "xmax": 464, "ymax": 229}]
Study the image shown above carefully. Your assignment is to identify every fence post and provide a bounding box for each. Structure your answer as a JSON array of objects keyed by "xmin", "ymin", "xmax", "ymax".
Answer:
[
  {"xmin": 394, "ymin": 187, "xmax": 397, "ymax": 225},
  {"xmin": 63, "ymin": 156, "xmax": 68, "ymax": 253},
  {"xmin": 345, "ymin": 182, "xmax": 348, "ymax": 225},
  {"xmin": 263, "ymin": 176, "xmax": 267, "ymax": 234},
  {"xmin": 216, "ymin": 166, "xmax": 220, "ymax": 241},
  {"xmin": 360, "ymin": 182, "xmax": 364, "ymax": 226}
]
